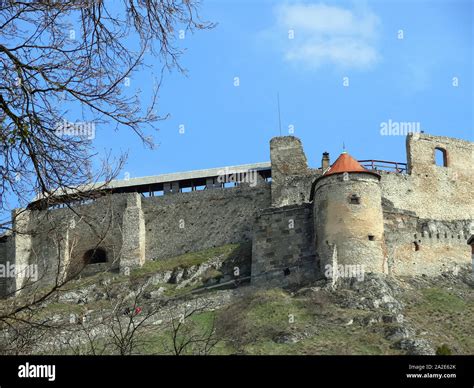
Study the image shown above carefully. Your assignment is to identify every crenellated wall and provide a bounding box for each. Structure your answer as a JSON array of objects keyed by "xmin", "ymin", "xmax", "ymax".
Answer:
[
  {"xmin": 376, "ymin": 133, "xmax": 473, "ymax": 277},
  {"xmin": 382, "ymin": 200, "xmax": 472, "ymax": 276}
]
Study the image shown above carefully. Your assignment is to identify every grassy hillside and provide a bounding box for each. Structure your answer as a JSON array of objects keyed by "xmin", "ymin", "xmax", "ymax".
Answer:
[{"xmin": 4, "ymin": 244, "xmax": 473, "ymax": 355}]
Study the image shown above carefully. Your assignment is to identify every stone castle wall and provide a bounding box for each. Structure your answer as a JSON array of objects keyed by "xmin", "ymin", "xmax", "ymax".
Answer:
[
  {"xmin": 383, "ymin": 201, "xmax": 472, "ymax": 276},
  {"xmin": 377, "ymin": 133, "xmax": 473, "ymax": 277},
  {"xmin": 269, "ymin": 136, "xmax": 320, "ymax": 207},
  {"xmin": 142, "ymin": 183, "xmax": 271, "ymax": 260},
  {"xmin": 252, "ymin": 132, "xmax": 472, "ymax": 285},
  {"xmin": 2, "ymin": 194, "xmax": 128, "ymax": 293},
  {"xmin": 0, "ymin": 183, "xmax": 271, "ymax": 295},
  {"xmin": 0, "ymin": 239, "xmax": 7, "ymax": 296},
  {"xmin": 380, "ymin": 133, "xmax": 473, "ymax": 221},
  {"xmin": 1, "ymin": 132, "xmax": 472, "ymax": 295},
  {"xmin": 251, "ymin": 203, "xmax": 317, "ymax": 287}
]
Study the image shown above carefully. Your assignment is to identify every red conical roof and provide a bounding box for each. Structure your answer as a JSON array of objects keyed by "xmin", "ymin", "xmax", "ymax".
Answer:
[
  {"xmin": 323, "ymin": 152, "xmax": 378, "ymax": 177},
  {"xmin": 310, "ymin": 151, "xmax": 380, "ymax": 202}
]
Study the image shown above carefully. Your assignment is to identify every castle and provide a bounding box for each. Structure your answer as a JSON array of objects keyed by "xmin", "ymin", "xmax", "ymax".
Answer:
[{"xmin": 0, "ymin": 132, "xmax": 473, "ymax": 295}]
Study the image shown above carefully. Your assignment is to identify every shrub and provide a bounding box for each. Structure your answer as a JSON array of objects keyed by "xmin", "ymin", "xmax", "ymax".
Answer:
[{"xmin": 436, "ymin": 344, "xmax": 452, "ymax": 355}]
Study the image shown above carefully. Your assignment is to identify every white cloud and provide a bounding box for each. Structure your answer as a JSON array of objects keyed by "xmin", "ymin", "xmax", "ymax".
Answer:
[{"xmin": 274, "ymin": 3, "xmax": 381, "ymax": 70}]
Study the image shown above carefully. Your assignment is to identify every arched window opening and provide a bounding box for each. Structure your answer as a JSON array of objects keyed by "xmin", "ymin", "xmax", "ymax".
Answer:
[
  {"xmin": 83, "ymin": 248, "xmax": 107, "ymax": 264},
  {"xmin": 434, "ymin": 147, "xmax": 448, "ymax": 167},
  {"xmin": 413, "ymin": 242, "xmax": 420, "ymax": 251}
]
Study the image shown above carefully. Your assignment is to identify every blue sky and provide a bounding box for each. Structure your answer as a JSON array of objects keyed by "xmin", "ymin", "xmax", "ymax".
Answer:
[{"xmin": 91, "ymin": 0, "xmax": 473, "ymax": 180}]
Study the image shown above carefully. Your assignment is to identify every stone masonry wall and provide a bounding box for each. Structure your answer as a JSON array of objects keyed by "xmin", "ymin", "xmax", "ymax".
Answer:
[
  {"xmin": 120, "ymin": 193, "xmax": 146, "ymax": 272},
  {"xmin": 251, "ymin": 203, "xmax": 317, "ymax": 287},
  {"xmin": 2, "ymin": 185, "xmax": 270, "ymax": 294},
  {"xmin": 142, "ymin": 184, "xmax": 271, "ymax": 260},
  {"xmin": 313, "ymin": 173, "xmax": 386, "ymax": 274},
  {"xmin": 12, "ymin": 194, "xmax": 128, "ymax": 291},
  {"xmin": 0, "ymin": 239, "xmax": 8, "ymax": 296},
  {"xmin": 1, "ymin": 132, "xmax": 472, "ymax": 296},
  {"xmin": 380, "ymin": 133, "xmax": 473, "ymax": 221},
  {"xmin": 383, "ymin": 200, "xmax": 472, "ymax": 276},
  {"xmin": 270, "ymin": 136, "xmax": 320, "ymax": 207}
]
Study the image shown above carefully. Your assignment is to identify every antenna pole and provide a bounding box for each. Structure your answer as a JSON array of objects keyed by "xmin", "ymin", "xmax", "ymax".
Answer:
[{"xmin": 277, "ymin": 92, "xmax": 282, "ymax": 136}]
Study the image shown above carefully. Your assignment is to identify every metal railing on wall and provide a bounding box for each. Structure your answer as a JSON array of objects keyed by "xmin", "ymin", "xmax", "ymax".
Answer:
[{"xmin": 358, "ymin": 160, "xmax": 407, "ymax": 174}]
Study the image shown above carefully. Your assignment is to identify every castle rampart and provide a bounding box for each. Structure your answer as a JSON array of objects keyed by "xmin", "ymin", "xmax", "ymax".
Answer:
[{"xmin": 0, "ymin": 132, "xmax": 472, "ymax": 295}]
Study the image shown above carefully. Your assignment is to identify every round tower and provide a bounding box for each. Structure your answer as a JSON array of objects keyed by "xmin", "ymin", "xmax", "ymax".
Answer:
[{"xmin": 311, "ymin": 152, "xmax": 385, "ymax": 277}]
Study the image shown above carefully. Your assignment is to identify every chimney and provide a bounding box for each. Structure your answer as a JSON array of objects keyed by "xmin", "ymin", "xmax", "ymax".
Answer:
[{"xmin": 322, "ymin": 152, "xmax": 330, "ymax": 172}]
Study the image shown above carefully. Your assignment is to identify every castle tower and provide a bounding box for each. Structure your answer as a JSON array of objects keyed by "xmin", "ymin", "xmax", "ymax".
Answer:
[
  {"xmin": 269, "ymin": 136, "xmax": 310, "ymax": 207},
  {"xmin": 311, "ymin": 152, "xmax": 386, "ymax": 277}
]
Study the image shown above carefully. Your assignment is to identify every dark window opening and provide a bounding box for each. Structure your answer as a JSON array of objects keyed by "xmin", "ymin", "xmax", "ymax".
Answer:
[
  {"xmin": 84, "ymin": 248, "xmax": 107, "ymax": 264},
  {"xmin": 283, "ymin": 268, "xmax": 291, "ymax": 276},
  {"xmin": 413, "ymin": 241, "xmax": 420, "ymax": 251},
  {"xmin": 349, "ymin": 194, "xmax": 360, "ymax": 205},
  {"xmin": 368, "ymin": 235, "xmax": 375, "ymax": 241},
  {"xmin": 434, "ymin": 147, "xmax": 448, "ymax": 167}
]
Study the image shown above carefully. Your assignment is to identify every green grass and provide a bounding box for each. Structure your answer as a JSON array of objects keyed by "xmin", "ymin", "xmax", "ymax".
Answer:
[
  {"xmin": 403, "ymin": 287, "xmax": 474, "ymax": 354},
  {"xmin": 62, "ymin": 271, "xmax": 124, "ymax": 291},
  {"xmin": 212, "ymin": 288, "xmax": 400, "ymax": 355},
  {"xmin": 35, "ymin": 282, "xmax": 474, "ymax": 355},
  {"xmin": 244, "ymin": 289, "xmax": 311, "ymax": 329},
  {"xmin": 38, "ymin": 302, "xmax": 85, "ymax": 315},
  {"xmin": 295, "ymin": 325, "xmax": 399, "ymax": 355},
  {"xmin": 131, "ymin": 244, "xmax": 240, "ymax": 278},
  {"xmin": 419, "ymin": 288, "xmax": 466, "ymax": 313},
  {"xmin": 9, "ymin": 244, "xmax": 473, "ymax": 356},
  {"xmin": 139, "ymin": 310, "xmax": 229, "ymax": 355},
  {"xmin": 37, "ymin": 298, "xmax": 113, "ymax": 319},
  {"xmin": 241, "ymin": 326, "xmax": 398, "ymax": 355}
]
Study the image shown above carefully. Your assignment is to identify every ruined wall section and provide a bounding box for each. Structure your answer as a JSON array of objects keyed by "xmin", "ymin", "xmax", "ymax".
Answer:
[
  {"xmin": 380, "ymin": 133, "xmax": 473, "ymax": 220},
  {"xmin": 142, "ymin": 184, "xmax": 271, "ymax": 261},
  {"xmin": 383, "ymin": 199, "xmax": 472, "ymax": 276},
  {"xmin": 3, "ymin": 184, "xmax": 270, "ymax": 292},
  {"xmin": 26, "ymin": 194, "xmax": 128, "ymax": 286},
  {"xmin": 270, "ymin": 136, "xmax": 320, "ymax": 207},
  {"xmin": 251, "ymin": 203, "xmax": 317, "ymax": 287}
]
